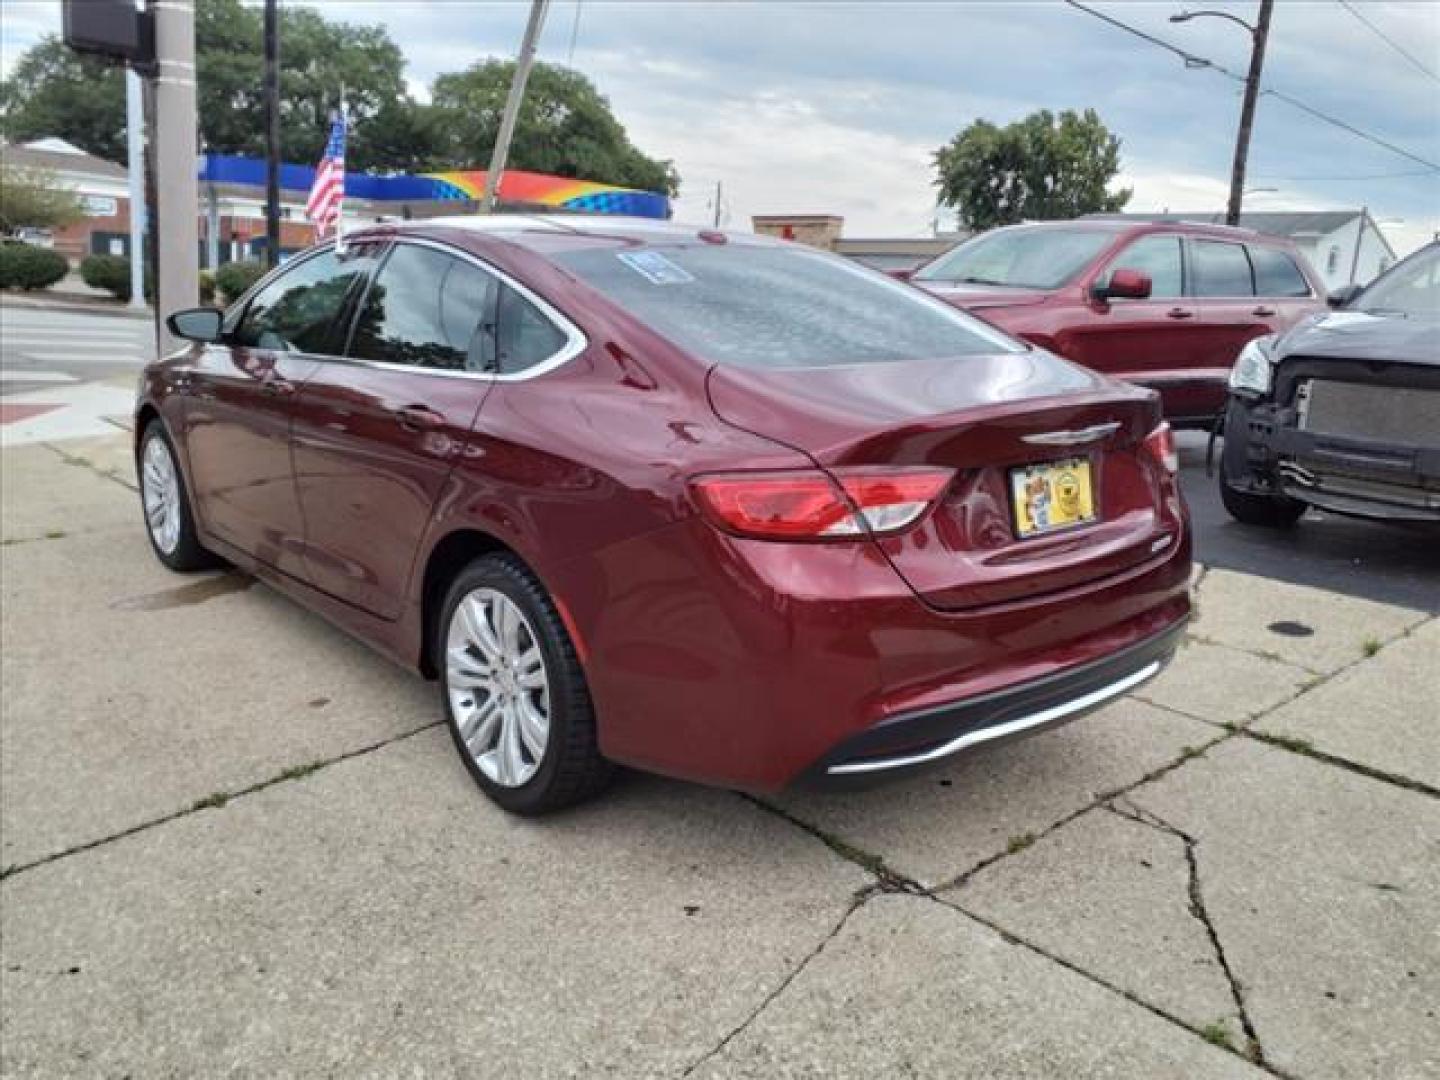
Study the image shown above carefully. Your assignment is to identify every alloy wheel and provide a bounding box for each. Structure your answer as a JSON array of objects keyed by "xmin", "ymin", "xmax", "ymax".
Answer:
[
  {"xmin": 141, "ymin": 435, "xmax": 183, "ymax": 555},
  {"xmin": 445, "ymin": 587, "xmax": 551, "ymax": 787}
]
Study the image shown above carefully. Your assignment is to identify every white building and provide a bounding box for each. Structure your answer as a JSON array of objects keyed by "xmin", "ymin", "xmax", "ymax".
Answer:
[{"xmin": 1113, "ymin": 210, "xmax": 1398, "ymax": 293}]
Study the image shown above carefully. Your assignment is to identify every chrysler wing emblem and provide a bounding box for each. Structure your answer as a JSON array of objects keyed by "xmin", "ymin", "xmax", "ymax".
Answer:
[{"xmin": 1021, "ymin": 422, "xmax": 1122, "ymax": 447}]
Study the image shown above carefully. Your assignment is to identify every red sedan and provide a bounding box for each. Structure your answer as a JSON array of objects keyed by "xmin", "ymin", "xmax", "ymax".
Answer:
[{"xmin": 138, "ymin": 216, "xmax": 1191, "ymax": 814}]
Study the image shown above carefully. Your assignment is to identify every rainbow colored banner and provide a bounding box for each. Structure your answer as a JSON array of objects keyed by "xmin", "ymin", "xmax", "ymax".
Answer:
[
  {"xmin": 423, "ymin": 170, "xmax": 670, "ymax": 218},
  {"xmin": 199, "ymin": 155, "xmax": 670, "ymax": 219}
]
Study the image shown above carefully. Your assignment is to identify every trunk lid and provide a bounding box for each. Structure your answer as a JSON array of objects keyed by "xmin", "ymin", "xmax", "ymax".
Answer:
[{"xmin": 707, "ymin": 353, "xmax": 1178, "ymax": 610}]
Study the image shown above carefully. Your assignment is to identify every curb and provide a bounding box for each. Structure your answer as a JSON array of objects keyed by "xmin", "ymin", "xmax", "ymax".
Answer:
[{"xmin": 1, "ymin": 296, "xmax": 154, "ymax": 321}]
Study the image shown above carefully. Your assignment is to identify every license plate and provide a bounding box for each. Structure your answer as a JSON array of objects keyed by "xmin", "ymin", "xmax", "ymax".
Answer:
[{"xmin": 1010, "ymin": 457, "xmax": 1097, "ymax": 538}]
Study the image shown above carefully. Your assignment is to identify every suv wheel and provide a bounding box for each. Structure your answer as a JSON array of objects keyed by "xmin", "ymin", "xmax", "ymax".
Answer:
[{"xmin": 438, "ymin": 553, "xmax": 612, "ymax": 815}]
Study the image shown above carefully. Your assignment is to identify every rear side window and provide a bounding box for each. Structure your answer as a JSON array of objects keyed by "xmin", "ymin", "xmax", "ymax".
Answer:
[
  {"xmin": 235, "ymin": 247, "xmax": 374, "ymax": 353},
  {"xmin": 496, "ymin": 285, "xmax": 568, "ymax": 374},
  {"xmin": 349, "ymin": 244, "xmax": 497, "ymax": 371},
  {"xmin": 1104, "ymin": 235, "xmax": 1183, "ymax": 299},
  {"xmin": 1248, "ymin": 246, "xmax": 1311, "ymax": 297},
  {"xmin": 1191, "ymin": 240, "xmax": 1255, "ymax": 297},
  {"xmin": 556, "ymin": 243, "xmax": 1021, "ymax": 368}
]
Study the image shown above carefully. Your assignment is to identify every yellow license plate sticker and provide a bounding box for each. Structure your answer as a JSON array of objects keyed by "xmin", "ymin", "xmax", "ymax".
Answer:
[{"xmin": 1010, "ymin": 457, "xmax": 1096, "ymax": 538}]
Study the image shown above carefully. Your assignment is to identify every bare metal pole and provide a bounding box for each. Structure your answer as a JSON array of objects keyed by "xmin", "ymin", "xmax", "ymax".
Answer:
[
  {"xmin": 124, "ymin": 68, "xmax": 147, "ymax": 309},
  {"xmin": 481, "ymin": 0, "xmax": 550, "ymax": 213}
]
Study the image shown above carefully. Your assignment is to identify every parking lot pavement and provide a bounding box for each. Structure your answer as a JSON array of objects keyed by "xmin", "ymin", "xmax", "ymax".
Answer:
[{"xmin": 3, "ymin": 432, "xmax": 1437, "ymax": 1078}]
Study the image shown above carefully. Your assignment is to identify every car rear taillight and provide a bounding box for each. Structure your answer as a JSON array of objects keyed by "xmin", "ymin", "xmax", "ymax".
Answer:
[
  {"xmin": 1143, "ymin": 422, "xmax": 1178, "ymax": 476},
  {"xmin": 691, "ymin": 467, "xmax": 953, "ymax": 541}
]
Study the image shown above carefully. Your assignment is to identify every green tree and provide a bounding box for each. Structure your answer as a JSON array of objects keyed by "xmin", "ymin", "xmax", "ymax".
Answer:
[
  {"xmin": 1, "ymin": 0, "xmax": 436, "ymax": 172},
  {"xmin": 934, "ymin": 109, "xmax": 1131, "ymax": 230},
  {"xmin": 0, "ymin": 164, "xmax": 85, "ymax": 234},
  {"xmin": 0, "ymin": 40, "xmax": 125, "ymax": 161},
  {"xmin": 429, "ymin": 61, "xmax": 678, "ymax": 194}
]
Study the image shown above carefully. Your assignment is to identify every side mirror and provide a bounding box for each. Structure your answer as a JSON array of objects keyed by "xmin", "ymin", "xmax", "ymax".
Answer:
[
  {"xmin": 167, "ymin": 307, "xmax": 223, "ymax": 343},
  {"xmin": 1327, "ymin": 284, "xmax": 1362, "ymax": 309},
  {"xmin": 885, "ymin": 267, "xmax": 915, "ymax": 282},
  {"xmin": 1095, "ymin": 267, "xmax": 1152, "ymax": 302}
]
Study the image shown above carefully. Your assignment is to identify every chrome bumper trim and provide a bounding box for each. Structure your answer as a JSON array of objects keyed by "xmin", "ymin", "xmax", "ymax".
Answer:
[{"xmin": 826, "ymin": 659, "xmax": 1163, "ymax": 776}]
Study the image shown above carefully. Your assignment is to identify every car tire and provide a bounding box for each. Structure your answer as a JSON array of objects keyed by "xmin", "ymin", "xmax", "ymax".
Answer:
[
  {"xmin": 137, "ymin": 420, "xmax": 225, "ymax": 571},
  {"xmin": 437, "ymin": 552, "xmax": 613, "ymax": 815},
  {"xmin": 1217, "ymin": 401, "xmax": 1306, "ymax": 529}
]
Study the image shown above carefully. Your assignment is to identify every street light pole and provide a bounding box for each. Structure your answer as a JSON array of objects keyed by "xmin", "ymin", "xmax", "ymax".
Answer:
[
  {"xmin": 1171, "ymin": 1, "xmax": 1274, "ymax": 227},
  {"xmin": 481, "ymin": 0, "xmax": 550, "ymax": 214}
]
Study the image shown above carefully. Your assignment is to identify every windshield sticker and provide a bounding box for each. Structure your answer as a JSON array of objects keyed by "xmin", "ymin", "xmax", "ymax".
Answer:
[{"xmin": 617, "ymin": 250, "xmax": 695, "ymax": 285}]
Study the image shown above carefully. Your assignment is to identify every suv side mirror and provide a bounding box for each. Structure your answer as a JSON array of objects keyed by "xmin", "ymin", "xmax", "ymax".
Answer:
[
  {"xmin": 1094, "ymin": 267, "xmax": 1152, "ymax": 302},
  {"xmin": 1327, "ymin": 284, "xmax": 1362, "ymax": 309},
  {"xmin": 167, "ymin": 307, "xmax": 223, "ymax": 343}
]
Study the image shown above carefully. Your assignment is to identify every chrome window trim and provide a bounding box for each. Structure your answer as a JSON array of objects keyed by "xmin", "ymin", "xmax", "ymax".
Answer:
[
  {"xmin": 826, "ymin": 660, "xmax": 1163, "ymax": 776},
  {"xmin": 334, "ymin": 235, "xmax": 588, "ymax": 383}
]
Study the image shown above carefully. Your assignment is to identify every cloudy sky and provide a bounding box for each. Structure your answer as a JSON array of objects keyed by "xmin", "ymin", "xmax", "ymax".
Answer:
[{"xmin": 4, "ymin": 1, "xmax": 1438, "ymax": 253}]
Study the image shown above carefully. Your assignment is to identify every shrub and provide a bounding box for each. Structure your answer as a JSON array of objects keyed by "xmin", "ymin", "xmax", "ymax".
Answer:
[
  {"xmin": 199, "ymin": 269, "xmax": 216, "ymax": 305},
  {"xmin": 0, "ymin": 241, "xmax": 69, "ymax": 291},
  {"xmin": 214, "ymin": 260, "xmax": 266, "ymax": 305},
  {"xmin": 80, "ymin": 253, "xmax": 133, "ymax": 299}
]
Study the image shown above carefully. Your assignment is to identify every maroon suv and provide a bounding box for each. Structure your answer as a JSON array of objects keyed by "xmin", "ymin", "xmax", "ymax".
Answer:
[
  {"xmin": 908, "ymin": 220, "xmax": 1326, "ymax": 426},
  {"xmin": 139, "ymin": 216, "xmax": 1191, "ymax": 814}
]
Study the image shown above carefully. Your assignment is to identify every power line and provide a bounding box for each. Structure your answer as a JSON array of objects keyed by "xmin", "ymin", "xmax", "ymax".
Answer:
[
  {"xmin": 566, "ymin": 0, "xmax": 583, "ymax": 68},
  {"xmin": 1063, "ymin": 0, "xmax": 1440, "ymax": 173},
  {"xmin": 1251, "ymin": 169, "xmax": 1436, "ymax": 181},
  {"xmin": 1337, "ymin": 0, "xmax": 1440, "ymax": 85}
]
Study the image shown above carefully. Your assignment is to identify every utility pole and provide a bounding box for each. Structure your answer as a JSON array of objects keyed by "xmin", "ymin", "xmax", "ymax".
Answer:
[
  {"xmin": 124, "ymin": 68, "xmax": 146, "ymax": 310},
  {"xmin": 481, "ymin": 0, "xmax": 550, "ymax": 213},
  {"xmin": 1170, "ymin": 1, "xmax": 1274, "ymax": 227},
  {"xmin": 263, "ymin": 0, "xmax": 282, "ymax": 268},
  {"xmin": 153, "ymin": 0, "xmax": 199, "ymax": 350},
  {"xmin": 1228, "ymin": 0, "xmax": 1273, "ymax": 227}
]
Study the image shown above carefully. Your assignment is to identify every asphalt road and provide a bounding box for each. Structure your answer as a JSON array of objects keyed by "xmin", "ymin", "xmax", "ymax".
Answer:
[
  {"xmin": 1, "ymin": 303, "xmax": 1431, "ymax": 609},
  {"xmin": 0, "ymin": 303, "xmax": 155, "ymax": 392},
  {"xmin": 1175, "ymin": 430, "xmax": 1438, "ymax": 613}
]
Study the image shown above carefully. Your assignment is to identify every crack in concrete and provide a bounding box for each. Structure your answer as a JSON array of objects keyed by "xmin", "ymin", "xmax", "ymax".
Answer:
[
  {"xmin": 1106, "ymin": 800, "xmax": 1271, "ymax": 1069},
  {"xmin": 40, "ymin": 441, "xmax": 137, "ymax": 492},
  {"xmin": 0, "ymin": 721, "xmax": 441, "ymax": 883},
  {"xmin": 1239, "ymin": 730, "xmax": 1439, "ymax": 799},
  {"xmin": 679, "ymin": 886, "xmax": 876, "ymax": 1076}
]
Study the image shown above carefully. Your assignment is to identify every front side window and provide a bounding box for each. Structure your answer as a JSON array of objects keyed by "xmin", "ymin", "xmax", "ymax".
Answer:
[
  {"xmin": 1101, "ymin": 235, "xmax": 1183, "ymax": 298},
  {"xmin": 1354, "ymin": 243, "xmax": 1439, "ymax": 317},
  {"xmin": 556, "ymin": 242, "xmax": 1021, "ymax": 369},
  {"xmin": 1191, "ymin": 240, "xmax": 1255, "ymax": 297},
  {"xmin": 349, "ymin": 244, "xmax": 497, "ymax": 371},
  {"xmin": 234, "ymin": 247, "xmax": 374, "ymax": 352},
  {"xmin": 1248, "ymin": 245, "xmax": 1311, "ymax": 298},
  {"xmin": 913, "ymin": 227, "xmax": 1114, "ymax": 289}
]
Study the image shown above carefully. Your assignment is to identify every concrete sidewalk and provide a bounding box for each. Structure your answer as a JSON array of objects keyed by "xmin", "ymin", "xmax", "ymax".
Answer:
[{"xmin": 2, "ymin": 435, "xmax": 1436, "ymax": 1078}]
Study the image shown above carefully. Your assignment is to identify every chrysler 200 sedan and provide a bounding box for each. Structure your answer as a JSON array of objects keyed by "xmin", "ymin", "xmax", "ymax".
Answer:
[{"xmin": 138, "ymin": 216, "xmax": 1192, "ymax": 814}]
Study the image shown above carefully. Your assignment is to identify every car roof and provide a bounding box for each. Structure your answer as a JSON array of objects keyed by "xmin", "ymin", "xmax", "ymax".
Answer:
[{"xmin": 348, "ymin": 213, "xmax": 770, "ymax": 255}]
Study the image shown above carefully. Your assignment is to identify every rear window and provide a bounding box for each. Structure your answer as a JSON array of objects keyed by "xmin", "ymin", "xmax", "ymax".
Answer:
[
  {"xmin": 913, "ymin": 228, "xmax": 1113, "ymax": 289},
  {"xmin": 555, "ymin": 243, "xmax": 1022, "ymax": 368}
]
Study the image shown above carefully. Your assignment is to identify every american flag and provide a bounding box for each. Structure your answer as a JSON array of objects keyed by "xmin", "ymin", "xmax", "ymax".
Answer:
[{"xmin": 305, "ymin": 111, "xmax": 346, "ymax": 239}]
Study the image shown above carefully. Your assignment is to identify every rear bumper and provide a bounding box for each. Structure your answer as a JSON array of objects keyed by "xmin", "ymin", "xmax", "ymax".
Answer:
[{"xmin": 798, "ymin": 618, "xmax": 1184, "ymax": 788}]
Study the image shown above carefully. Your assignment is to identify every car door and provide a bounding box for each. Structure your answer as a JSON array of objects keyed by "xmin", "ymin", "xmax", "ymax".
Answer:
[
  {"xmin": 1061, "ymin": 234, "xmax": 1204, "ymax": 398},
  {"xmin": 180, "ymin": 245, "xmax": 374, "ymax": 576},
  {"xmin": 1247, "ymin": 242, "xmax": 1322, "ymax": 335},
  {"xmin": 290, "ymin": 239, "xmax": 499, "ymax": 619}
]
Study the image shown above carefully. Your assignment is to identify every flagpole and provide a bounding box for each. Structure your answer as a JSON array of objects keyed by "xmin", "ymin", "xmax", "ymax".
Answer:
[{"xmin": 335, "ymin": 86, "xmax": 347, "ymax": 254}]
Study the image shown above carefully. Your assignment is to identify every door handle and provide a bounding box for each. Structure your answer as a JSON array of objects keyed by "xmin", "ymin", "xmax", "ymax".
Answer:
[
  {"xmin": 261, "ymin": 376, "xmax": 295, "ymax": 397},
  {"xmin": 394, "ymin": 404, "xmax": 444, "ymax": 432},
  {"xmin": 1166, "ymin": 307, "xmax": 1194, "ymax": 320},
  {"xmin": 1251, "ymin": 306, "xmax": 1276, "ymax": 318}
]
